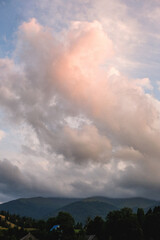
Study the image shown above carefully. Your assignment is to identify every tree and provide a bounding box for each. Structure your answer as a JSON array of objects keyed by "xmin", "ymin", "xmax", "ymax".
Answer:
[
  {"xmin": 86, "ymin": 216, "xmax": 104, "ymax": 240},
  {"xmin": 55, "ymin": 212, "xmax": 76, "ymax": 240},
  {"xmin": 106, "ymin": 208, "xmax": 143, "ymax": 240},
  {"xmin": 144, "ymin": 206, "xmax": 160, "ymax": 240},
  {"xmin": 137, "ymin": 208, "xmax": 145, "ymax": 229}
]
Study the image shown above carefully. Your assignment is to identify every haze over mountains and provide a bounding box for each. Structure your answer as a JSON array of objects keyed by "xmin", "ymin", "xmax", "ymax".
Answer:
[{"xmin": 0, "ymin": 196, "xmax": 159, "ymax": 223}]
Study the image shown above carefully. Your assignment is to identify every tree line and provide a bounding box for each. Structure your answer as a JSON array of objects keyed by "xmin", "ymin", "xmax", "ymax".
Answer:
[{"xmin": 1, "ymin": 206, "xmax": 160, "ymax": 239}]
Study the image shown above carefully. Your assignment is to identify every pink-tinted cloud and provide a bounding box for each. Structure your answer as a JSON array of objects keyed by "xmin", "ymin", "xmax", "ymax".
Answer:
[
  {"xmin": 1, "ymin": 18, "xmax": 160, "ymax": 163},
  {"xmin": 1, "ymin": 18, "xmax": 160, "ymax": 200}
]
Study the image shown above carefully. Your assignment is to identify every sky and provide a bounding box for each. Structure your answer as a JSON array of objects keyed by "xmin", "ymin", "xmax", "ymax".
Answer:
[{"xmin": 1, "ymin": 0, "xmax": 160, "ymax": 202}]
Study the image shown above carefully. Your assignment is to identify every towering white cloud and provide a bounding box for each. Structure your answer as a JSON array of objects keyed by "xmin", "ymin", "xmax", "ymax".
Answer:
[{"xmin": 0, "ymin": 9, "xmax": 160, "ymax": 201}]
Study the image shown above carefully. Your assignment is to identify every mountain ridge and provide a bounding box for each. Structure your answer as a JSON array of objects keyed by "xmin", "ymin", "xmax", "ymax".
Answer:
[{"xmin": 0, "ymin": 196, "xmax": 159, "ymax": 223}]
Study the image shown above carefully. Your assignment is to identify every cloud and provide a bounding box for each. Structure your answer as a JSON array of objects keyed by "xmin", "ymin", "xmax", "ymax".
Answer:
[
  {"xmin": 0, "ymin": 157, "xmax": 81, "ymax": 199},
  {"xmin": 157, "ymin": 81, "xmax": 160, "ymax": 91},
  {"xmin": 58, "ymin": 125, "xmax": 112, "ymax": 163},
  {"xmin": 1, "ymin": 17, "xmax": 160, "ymax": 200},
  {"xmin": 0, "ymin": 130, "xmax": 5, "ymax": 141},
  {"xmin": 0, "ymin": 159, "xmax": 28, "ymax": 193},
  {"xmin": 0, "ymin": 18, "xmax": 115, "ymax": 163}
]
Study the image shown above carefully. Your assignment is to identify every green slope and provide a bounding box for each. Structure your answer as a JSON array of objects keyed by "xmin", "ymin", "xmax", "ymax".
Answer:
[
  {"xmin": 0, "ymin": 196, "xmax": 159, "ymax": 222},
  {"xmin": 50, "ymin": 197, "xmax": 157, "ymax": 223},
  {"xmin": 52, "ymin": 200, "xmax": 118, "ymax": 223},
  {"xmin": 0, "ymin": 197, "xmax": 80, "ymax": 219},
  {"xmin": 83, "ymin": 196, "xmax": 157, "ymax": 209}
]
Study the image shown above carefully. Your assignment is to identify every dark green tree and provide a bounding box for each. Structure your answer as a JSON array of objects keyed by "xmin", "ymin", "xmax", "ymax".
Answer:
[
  {"xmin": 86, "ymin": 216, "xmax": 104, "ymax": 240},
  {"xmin": 106, "ymin": 208, "xmax": 143, "ymax": 240}
]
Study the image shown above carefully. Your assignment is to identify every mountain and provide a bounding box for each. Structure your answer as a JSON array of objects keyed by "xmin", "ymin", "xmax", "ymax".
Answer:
[
  {"xmin": 52, "ymin": 200, "xmax": 118, "ymax": 223},
  {"xmin": 50, "ymin": 197, "xmax": 158, "ymax": 223},
  {"xmin": 0, "ymin": 197, "xmax": 80, "ymax": 219},
  {"xmin": 83, "ymin": 196, "xmax": 157, "ymax": 209},
  {"xmin": 0, "ymin": 196, "xmax": 159, "ymax": 223}
]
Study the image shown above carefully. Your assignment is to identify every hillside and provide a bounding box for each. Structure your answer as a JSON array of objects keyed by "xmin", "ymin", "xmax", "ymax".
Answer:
[
  {"xmin": 0, "ymin": 196, "xmax": 159, "ymax": 223},
  {"xmin": 83, "ymin": 196, "xmax": 157, "ymax": 209},
  {"xmin": 0, "ymin": 197, "xmax": 80, "ymax": 219},
  {"xmin": 0, "ymin": 214, "xmax": 16, "ymax": 229},
  {"xmin": 53, "ymin": 200, "xmax": 118, "ymax": 223},
  {"xmin": 50, "ymin": 197, "xmax": 157, "ymax": 223}
]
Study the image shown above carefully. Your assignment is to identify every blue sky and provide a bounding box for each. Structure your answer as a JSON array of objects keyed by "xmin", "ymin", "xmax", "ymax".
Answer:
[{"xmin": 1, "ymin": 0, "xmax": 160, "ymax": 202}]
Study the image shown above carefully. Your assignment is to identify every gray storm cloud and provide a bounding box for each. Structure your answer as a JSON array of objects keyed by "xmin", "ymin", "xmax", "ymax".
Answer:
[{"xmin": 1, "ymin": 17, "xmax": 160, "ymax": 200}]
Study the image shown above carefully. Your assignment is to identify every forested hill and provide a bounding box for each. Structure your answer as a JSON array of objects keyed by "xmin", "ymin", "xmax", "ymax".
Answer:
[
  {"xmin": 1, "ymin": 206, "xmax": 160, "ymax": 239},
  {"xmin": 0, "ymin": 197, "xmax": 81, "ymax": 219},
  {"xmin": 0, "ymin": 196, "xmax": 159, "ymax": 223}
]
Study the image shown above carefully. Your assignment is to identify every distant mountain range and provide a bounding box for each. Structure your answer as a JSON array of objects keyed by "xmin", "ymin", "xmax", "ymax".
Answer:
[{"xmin": 0, "ymin": 196, "xmax": 159, "ymax": 223}]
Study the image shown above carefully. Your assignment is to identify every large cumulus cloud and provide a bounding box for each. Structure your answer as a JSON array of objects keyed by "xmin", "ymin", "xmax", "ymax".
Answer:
[{"xmin": 1, "ymin": 17, "xmax": 160, "ymax": 200}]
